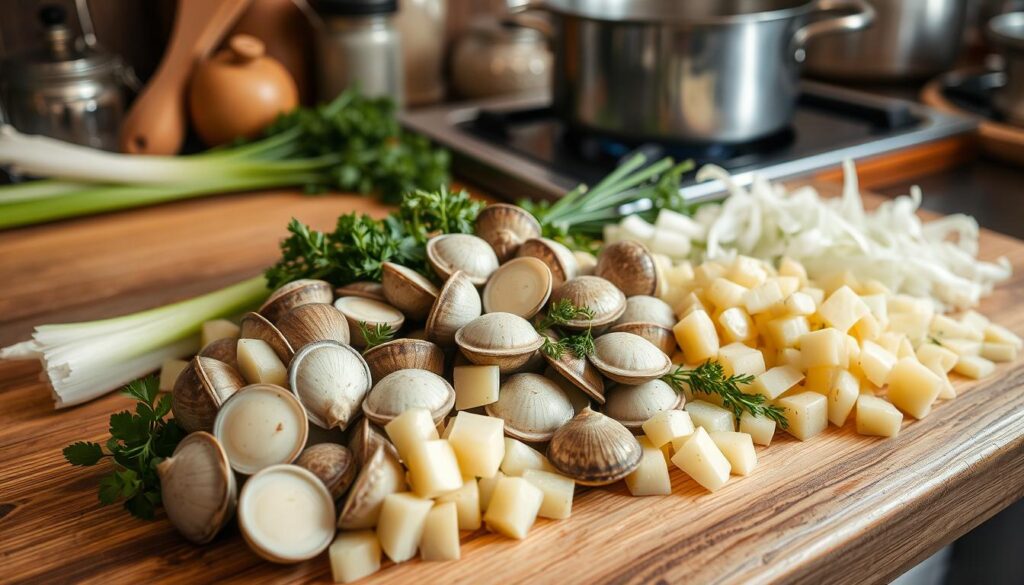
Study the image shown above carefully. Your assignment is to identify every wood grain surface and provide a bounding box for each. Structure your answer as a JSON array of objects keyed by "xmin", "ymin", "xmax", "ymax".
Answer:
[{"xmin": 0, "ymin": 189, "xmax": 1022, "ymax": 585}]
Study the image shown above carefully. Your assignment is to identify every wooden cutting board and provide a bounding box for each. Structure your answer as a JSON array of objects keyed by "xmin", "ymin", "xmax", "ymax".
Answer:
[{"xmin": 0, "ymin": 188, "xmax": 1022, "ymax": 585}]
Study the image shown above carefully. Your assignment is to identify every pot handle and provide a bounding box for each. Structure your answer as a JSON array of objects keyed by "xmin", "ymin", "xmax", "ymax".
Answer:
[{"xmin": 791, "ymin": 0, "xmax": 876, "ymax": 62}]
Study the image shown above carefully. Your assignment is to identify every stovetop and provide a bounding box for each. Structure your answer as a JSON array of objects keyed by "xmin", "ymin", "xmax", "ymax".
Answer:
[{"xmin": 402, "ymin": 81, "xmax": 976, "ymax": 203}]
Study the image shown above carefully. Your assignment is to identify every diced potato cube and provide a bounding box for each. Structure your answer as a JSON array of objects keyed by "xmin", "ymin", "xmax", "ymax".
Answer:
[
  {"xmin": 860, "ymin": 294, "xmax": 889, "ymax": 326},
  {"xmin": 236, "ymin": 338, "xmax": 287, "ymax": 386},
  {"xmin": 749, "ymin": 365, "xmax": 804, "ymax": 400},
  {"xmin": 420, "ymin": 502, "xmax": 460, "ymax": 562},
  {"xmin": 453, "ymin": 365, "xmax": 500, "ymax": 410},
  {"xmin": 330, "ymin": 530, "xmax": 381, "ymax": 583},
  {"xmin": 776, "ymin": 348, "xmax": 802, "ymax": 368},
  {"xmin": 847, "ymin": 335, "xmax": 861, "ymax": 363},
  {"xmin": 739, "ymin": 412, "xmax": 776, "ymax": 446},
  {"xmin": 673, "ymin": 292, "xmax": 707, "ymax": 319},
  {"xmin": 887, "ymin": 312, "xmax": 931, "ymax": 346},
  {"xmin": 483, "ymin": 477, "xmax": 544, "ymax": 539},
  {"xmin": 916, "ymin": 343, "xmax": 958, "ymax": 373},
  {"xmin": 784, "ymin": 292, "xmax": 816, "ymax": 316},
  {"xmin": 888, "ymin": 293, "xmax": 931, "ymax": 316},
  {"xmin": 385, "ymin": 408, "xmax": 439, "ymax": 462},
  {"xmin": 876, "ymin": 332, "xmax": 904, "ymax": 355},
  {"xmin": 201, "ymin": 319, "xmax": 240, "ymax": 348},
  {"xmin": 954, "ymin": 355, "xmax": 996, "ymax": 379},
  {"xmin": 817, "ymin": 286, "xmax": 870, "ymax": 333},
  {"xmin": 642, "ymin": 409, "xmax": 695, "ymax": 449},
  {"xmin": 694, "ymin": 262, "xmax": 728, "ymax": 288},
  {"xmin": 800, "ymin": 328, "xmax": 846, "ymax": 368},
  {"xmin": 729, "ymin": 256, "xmax": 768, "ymax": 288},
  {"xmin": 717, "ymin": 307, "xmax": 757, "ymax": 343},
  {"xmin": 803, "ymin": 366, "xmax": 835, "ymax": 394},
  {"xmin": 860, "ymin": 279, "xmax": 891, "ymax": 296},
  {"xmin": 887, "ymin": 358, "xmax": 942, "ymax": 419},
  {"xmin": 708, "ymin": 431, "xmax": 756, "ymax": 476},
  {"xmin": 984, "ymin": 323, "xmax": 1023, "ymax": 349},
  {"xmin": 772, "ymin": 276, "xmax": 800, "ymax": 299},
  {"xmin": 477, "ymin": 471, "xmax": 505, "ymax": 513},
  {"xmin": 159, "ymin": 358, "xmax": 189, "ymax": 392},
  {"xmin": 406, "ymin": 440, "xmax": 463, "ymax": 499},
  {"xmin": 921, "ymin": 360, "xmax": 957, "ymax": 400},
  {"xmin": 718, "ymin": 342, "xmax": 766, "ymax": 378},
  {"xmin": 939, "ymin": 338, "xmax": 982, "ymax": 357},
  {"xmin": 776, "ymin": 391, "xmax": 828, "ymax": 441},
  {"xmin": 857, "ymin": 340, "xmax": 897, "ymax": 387},
  {"xmin": 437, "ymin": 479, "xmax": 481, "ymax": 531},
  {"xmin": 778, "ymin": 257, "xmax": 808, "ymax": 284},
  {"xmin": 707, "ymin": 278, "xmax": 749, "ymax": 310},
  {"xmin": 827, "ymin": 369, "xmax": 859, "ymax": 427},
  {"xmin": 522, "ymin": 469, "xmax": 575, "ymax": 518},
  {"xmin": 856, "ymin": 395, "xmax": 903, "ymax": 438},
  {"xmin": 684, "ymin": 400, "xmax": 735, "ymax": 432},
  {"xmin": 802, "ymin": 287, "xmax": 825, "ymax": 306},
  {"xmin": 930, "ymin": 314, "xmax": 977, "ymax": 340},
  {"xmin": 852, "ymin": 313, "xmax": 882, "ymax": 342},
  {"xmin": 765, "ymin": 315, "xmax": 810, "ymax": 348},
  {"xmin": 447, "ymin": 411, "xmax": 505, "ymax": 478},
  {"xmin": 376, "ymin": 492, "xmax": 433, "ymax": 563},
  {"xmin": 625, "ymin": 437, "xmax": 673, "ymax": 496},
  {"xmin": 673, "ymin": 310, "xmax": 720, "ymax": 363},
  {"xmin": 671, "ymin": 427, "xmax": 731, "ymax": 492},
  {"xmin": 743, "ymin": 280, "xmax": 784, "ymax": 315},
  {"xmin": 960, "ymin": 310, "xmax": 990, "ymax": 333},
  {"xmin": 500, "ymin": 438, "xmax": 555, "ymax": 476},
  {"xmin": 981, "ymin": 342, "xmax": 1018, "ymax": 363}
]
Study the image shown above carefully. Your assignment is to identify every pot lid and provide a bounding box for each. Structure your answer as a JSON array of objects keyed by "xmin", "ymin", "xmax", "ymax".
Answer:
[
  {"xmin": 527, "ymin": 0, "xmax": 818, "ymax": 24},
  {"xmin": 989, "ymin": 12, "xmax": 1024, "ymax": 53}
]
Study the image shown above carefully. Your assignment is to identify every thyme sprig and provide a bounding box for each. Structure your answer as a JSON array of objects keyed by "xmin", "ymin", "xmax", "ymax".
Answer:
[
  {"xmin": 536, "ymin": 299, "xmax": 597, "ymax": 359},
  {"xmin": 662, "ymin": 361, "xmax": 788, "ymax": 428},
  {"xmin": 358, "ymin": 322, "xmax": 396, "ymax": 350}
]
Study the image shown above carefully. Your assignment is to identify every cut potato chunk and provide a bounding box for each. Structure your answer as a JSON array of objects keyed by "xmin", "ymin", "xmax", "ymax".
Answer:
[
  {"xmin": 406, "ymin": 440, "xmax": 463, "ymax": 499},
  {"xmin": 954, "ymin": 355, "xmax": 996, "ymax": 379},
  {"xmin": 804, "ymin": 366, "xmax": 838, "ymax": 394},
  {"xmin": 939, "ymin": 338, "xmax": 982, "ymax": 357},
  {"xmin": 817, "ymin": 286, "xmax": 869, "ymax": 333},
  {"xmin": 776, "ymin": 348, "xmax": 801, "ymax": 368},
  {"xmin": 330, "ymin": 530, "xmax": 381, "ymax": 583},
  {"xmin": 857, "ymin": 340, "xmax": 897, "ymax": 387},
  {"xmin": 385, "ymin": 408, "xmax": 439, "ymax": 462},
  {"xmin": 778, "ymin": 257, "xmax": 808, "ymax": 285},
  {"xmin": 718, "ymin": 342, "xmax": 766, "ymax": 377},
  {"xmin": 437, "ymin": 478, "xmax": 481, "ymax": 531},
  {"xmin": 625, "ymin": 437, "xmax": 673, "ymax": 496},
  {"xmin": 159, "ymin": 358, "xmax": 189, "ymax": 392},
  {"xmin": 236, "ymin": 338, "xmax": 287, "ymax": 386},
  {"xmin": 684, "ymin": 400, "xmax": 735, "ymax": 432},
  {"xmin": 739, "ymin": 412, "xmax": 776, "ymax": 446},
  {"xmin": 708, "ymin": 431, "xmax": 757, "ymax": 476},
  {"xmin": 522, "ymin": 469, "xmax": 575, "ymax": 519},
  {"xmin": 827, "ymin": 369, "xmax": 859, "ymax": 427},
  {"xmin": 453, "ymin": 365, "xmax": 500, "ymax": 410},
  {"xmin": 743, "ymin": 280, "xmax": 784, "ymax": 315},
  {"xmin": 931, "ymin": 314, "xmax": 979, "ymax": 340},
  {"xmin": 772, "ymin": 276, "xmax": 800, "ymax": 299},
  {"xmin": 981, "ymin": 342, "xmax": 1018, "ymax": 363},
  {"xmin": 729, "ymin": 256, "xmax": 768, "ymax": 288},
  {"xmin": 447, "ymin": 411, "xmax": 505, "ymax": 478},
  {"xmin": 783, "ymin": 291, "xmax": 816, "ymax": 316},
  {"xmin": 376, "ymin": 492, "xmax": 433, "ymax": 563},
  {"xmin": 887, "ymin": 358, "xmax": 942, "ymax": 419},
  {"xmin": 860, "ymin": 294, "xmax": 889, "ymax": 326},
  {"xmin": 776, "ymin": 392, "xmax": 828, "ymax": 441},
  {"xmin": 749, "ymin": 365, "xmax": 804, "ymax": 400},
  {"xmin": 483, "ymin": 477, "xmax": 544, "ymax": 539},
  {"xmin": 673, "ymin": 310, "xmax": 720, "ymax": 363},
  {"xmin": 984, "ymin": 323, "xmax": 1023, "ymax": 349},
  {"xmin": 642, "ymin": 409, "xmax": 695, "ymax": 449},
  {"xmin": 500, "ymin": 438, "xmax": 555, "ymax": 476},
  {"xmin": 856, "ymin": 395, "xmax": 903, "ymax": 438},
  {"xmin": 717, "ymin": 307, "xmax": 756, "ymax": 343},
  {"xmin": 800, "ymin": 328, "xmax": 846, "ymax": 368},
  {"xmin": 707, "ymin": 278, "xmax": 748, "ymax": 310},
  {"xmin": 852, "ymin": 313, "xmax": 882, "ymax": 342},
  {"xmin": 671, "ymin": 427, "xmax": 731, "ymax": 492},
  {"xmin": 477, "ymin": 471, "xmax": 505, "ymax": 513},
  {"xmin": 420, "ymin": 502, "xmax": 460, "ymax": 562},
  {"xmin": 765, "ymin": 315, "xmax": 810, "ymax": 348},
  {"xmin": 201, "ymin": 319, "xmax": 240, "ymax": 348},
  {"xmin": 916, "ymin": 343, "xmax": 959, "ymax": 373}
]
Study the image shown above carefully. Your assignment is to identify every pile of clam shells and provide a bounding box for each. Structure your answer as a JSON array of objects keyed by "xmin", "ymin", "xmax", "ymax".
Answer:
[{"xmin": 162, "ymin": 202, "xmax": 686, "ymax": 551}]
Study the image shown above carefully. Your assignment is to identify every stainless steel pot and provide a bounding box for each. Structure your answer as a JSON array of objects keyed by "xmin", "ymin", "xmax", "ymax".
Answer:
[
  {"xmin": 989, "ymin": 12, "xmax": 1024, "ymax": 124},
  {"xmin": 805, "ymin": 0, "xmax": 968, "ymax": 82},
  {"xmin": 510, "ymin": 0, "xmax": 875, "ymax": 143}
]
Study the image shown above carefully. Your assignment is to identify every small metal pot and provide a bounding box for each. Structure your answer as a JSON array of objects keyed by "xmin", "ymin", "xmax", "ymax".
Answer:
[
  {"xmin": 511, "ymin": 0, "xmax": 875, "ymax": 144},
  {"xmin": 989, "ymin": 12, "xmax": 1024, "ymax": 125},
  {"xmin": 804, "ymin": 0, "xmax": 969, "ymax": 82}
]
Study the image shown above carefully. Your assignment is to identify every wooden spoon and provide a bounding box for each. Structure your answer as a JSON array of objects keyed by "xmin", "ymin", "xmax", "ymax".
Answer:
[{"xmin": 119, "ymin": 0, "xmax": 253, "ymax": 155}]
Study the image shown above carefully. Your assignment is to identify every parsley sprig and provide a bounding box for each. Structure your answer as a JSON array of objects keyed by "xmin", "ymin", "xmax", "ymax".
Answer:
[
  {"xmin": 662, "ymin": 361, "xmax": 788, "ymax": 428},
  {"xmin": 358, "ymin": 321, "xmax": 396, "ymax": 349},
  {"xmin": 63, "ymin": 376, "xmax": 186, "ymax": 520},
  {"xmin": 536, "ymin": 299, "xmax": 597, "ymax": 359}
]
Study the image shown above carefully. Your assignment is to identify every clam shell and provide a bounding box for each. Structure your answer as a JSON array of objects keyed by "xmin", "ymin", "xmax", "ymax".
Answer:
[
  {"xmin": 259, "ymin": 279, "xmax": 333, "ymax": 323},
  {"xmin": 455, "ymin": 312, "xmax": 544, "ymax": 373},
  {"xmin": 426, "ymin": 233, "xmax": 500, "ymax": 286},
  {"xmin": 589, "ymin": 331, "xmax": 672, "ymax": 384},
  {"xmin": 602, "ymin": 379, "xmax": 683, "ymax": 430},
  {"xmin": 335, "ymin": 281, "xmax": 386, "ymax": 302},
  {"xmin": 172, "ymin": 356, "xmax": 245, "ymax": 433},
  {"xmin": 426, "ymin": 271, "xmax": 482, "ymax": 347},
  {"xmin": 289, "ymin": 341, "xmax": 372, "ymax": 430},
  {"xmin": 609, "ymin": 322, "xmax": 677, "ymax": 356},
  {"xmin": 362, "ymin": 338, "xmax": 445, "ymax": 381},
  {"xmin": 238, "ymin": 464, "xmax": 335, "ymax": 563},
  {"xmin": 517, "ymin": 237, "xmax": 578, "ymax": 287},
  {"xmin": 547, "ymin": 407, "xmax": 642, "ymax": 486},
  {"xmin": 276, "ymin": 303, "xmax": 350, "ymax": 351},
  {"xmin": 485, "ymin": 373, "xmax": 575, "ymax": 442},
  {"xmin": 213, "ymin": 384, "xmax": 309, "ymax": 476},
  {"xmin": 156, "ymin": 431, "xmax": 236, "ymax": 544},
  {"xmin": 482, "ymin": 257, "xmax": 553, "ymax": 319},
  {"xmin": 296, "ymin": 443, "xmax": 357, "ymax": 500},
  {"xmin": 347, "ymin": 417, "xmax": 399, "ymax": 467},
  {"xmin": 381, "ymin": 262, "xmax": 439, "ymax": 320},
  {"xmin": 595, "ymin": 240, "xmax": 660, "ymax": 297},
  {"xmin": 240, "ymin": 312, "xmax": 294, "ymax": 364},
  {"xmin": 574, "ymin": 251, "xmax": 598, "ymax": 276},
  {"xmin": 615, "ymin": 295, "xmax": 676, "ymax": 329},
  {"xmin": 474, "ymin": 203, "xmax": 542, "ymax": 262},
  {"xmin": 550, "ymin": 275, "xmax": 627, "ymax": 330},
  {"xmin": 542, "ymin": 342, "xmax": 606, "ymax": 404},
  {"xmin": 333, "ymin": 296, "xmax": 406, "ymax": 348},
  {"xmin": 362, "ymin": 369, "xmax": 456, "ymax": 425},
  {"xmin": 338, "ymin": 444, "xmax": 407, "ymax": 529},
  {"xmin": 545, "ymin": 366, "xmax": 593, "ymax": 413},
  {"xmin": 198, "ymin": 338, "xmax": 239, "ymax": 371}
]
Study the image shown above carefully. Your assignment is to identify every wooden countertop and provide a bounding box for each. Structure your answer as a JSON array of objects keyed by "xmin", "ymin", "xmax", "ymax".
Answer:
[{"xmin": 0, "ymin": 188, "xmax": 1022, "ymax": 585}]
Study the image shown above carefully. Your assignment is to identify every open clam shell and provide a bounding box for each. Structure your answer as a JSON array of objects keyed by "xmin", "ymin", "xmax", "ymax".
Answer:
[
  {"xmin": 545, "ymin": 366, "xmax": 594, "ymax": 413},
  {"xmin": 172, "ymin": 356, "xmax": 245, "ymax": 433},
  {"xmin": 425, "ymin": 271, "xmax": 482, "ymax": 346},
  {"xmin": 198, "ymin": 338, "xmax": 239, "ymax": 371},
  {"xmin": 609, "ymin": 322, "xmax": 677, "ymax": 356},
  {"xmin": 542, "ymin": 343, "xmax": 606, "ymax": 404},
  {"xmin": 426, "ymin": 233, "xmax": 500, "ymax": 286},
  {"xmin": 333, "ymin": 296, "xmax": 406, "ymax": 348},
  {"xmin": 157, "ymin": 431, "xmax": 236, "ymax": 545},
  {"xmin": 348, "ymin": 417, "xmax": 399, "ymax": 467},
  {"xmin": 338, "ymin": 444, "xmax": 407, "ymax": 529},
  {"xmin": 615, "ymin": 295, "xmax": 676, "ymax": 329},
  {"xmin": 485, "ymin": 373, "xmax": 575, "ymax": 443},
  {"xmin": 335, "ymin": 281, "xmax": 386, "ymax": 302},
  {"xmin": 240, "ymin": 312, "xmax": 294, "ymax": 364},
  {"xmin": 602, "ymin": 379, "xmax": 683, "ymax": 430},
  {"xmin": 381, "ymin": 262, "xmax": 439, "ymax": 321},
  {"xmin": 590, "ymin": 331, "xmax": 672, "ymax": 385},
  {"xmin": 517, "ymin": 237, "xmax": 578, "ymax": 287},
  {"xmin": 259, "ymin": 279, "xmax": 333, "ymax": 323},
  {"xmin": 362, "ymin": 368, "xmax": 456, "ymax": 426},
  {"xmin": 474, "ymin": 203, "xmax": 542, "ymax": 262},
  {"xmin": 213, "ymin": 384, "xmax": 309, "ymax": 476},
  {"xmin": 550, "ymin": 275, "xmax": 626, "ymax": 330},
  {"xmin": 288, "ymin": 341, "xmax": 371, "ymax": 430},
  {"xmin": 296, "ymin": 443, "xmax": 357, "ymax": 500},
  {"xmin": 362, "ymin": 338, "xmax": 445, "ymax": 381},
  {"xmin": 276, "ymin": 303, "xmax": 350, "ymax": 351},
  {"xmin": 482, "ymin": 257, "xmax": 553, "ymax": 319},
  {"xmin": 455, "ymin": 312, "xmax": 545, "ymax": 374},
  {"xmin": 547, "ymin": 407, "xmax": 642, "ymax": 486},
  {"xmin": 595, "ymin": 240, "xmax": 661, "ymax": 297}
]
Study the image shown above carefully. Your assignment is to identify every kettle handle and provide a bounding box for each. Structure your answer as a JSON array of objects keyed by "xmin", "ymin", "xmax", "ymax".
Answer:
[{"xmin": 791, "ymin": 0, "xmax": 876, "ymax": 63}]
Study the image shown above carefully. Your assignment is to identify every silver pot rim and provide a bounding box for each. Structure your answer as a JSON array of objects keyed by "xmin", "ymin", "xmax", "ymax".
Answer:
[
  {"xmin": 989, "ymin": 12, "xmax": 1024, "ymax": 53},
  {"xmin": 520, "ymin": 0, "xmax": 823, "ymax": 25}
]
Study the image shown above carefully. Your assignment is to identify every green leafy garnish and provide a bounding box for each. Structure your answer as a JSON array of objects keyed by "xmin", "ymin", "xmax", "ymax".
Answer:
[
  {"xmin": 358, "ymin": 321, "xmax": 396, "ymax": 349},
  {"xmin": 536, "ymin": 299, "xmax": 597, "ymax": 359},
  {"xmin": 62, "ymin": 376, "xmax": 186, "ymax": 520},
  {"xmin": 662, "ymin": 361, "xmax": 788, "ymax": 428}
]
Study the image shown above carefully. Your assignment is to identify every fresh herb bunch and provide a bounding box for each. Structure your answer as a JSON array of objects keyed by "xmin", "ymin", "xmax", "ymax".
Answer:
[
  {"xmin": 265, "ymin": 186, "xmax": 484, "ymax": 288},
  {"xmin": 359, "ymin": 322, "xmax": 396, "ymax": 349},
  {"xmin": 536, "ymin": 299, "xmax": 597, "ymax": 359},
  {"xmin": 62, "ymin": 376, "xmax": 186, "ymax": 519},
  {"xmin": 662, "ymin": 361, "xmax": 788, "ymax": 428}
]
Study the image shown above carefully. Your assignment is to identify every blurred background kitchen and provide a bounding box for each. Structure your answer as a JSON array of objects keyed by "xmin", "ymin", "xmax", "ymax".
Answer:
[{"xmin": 0, "ymin": 1, "xmax": 1022, "ymax": 582}]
